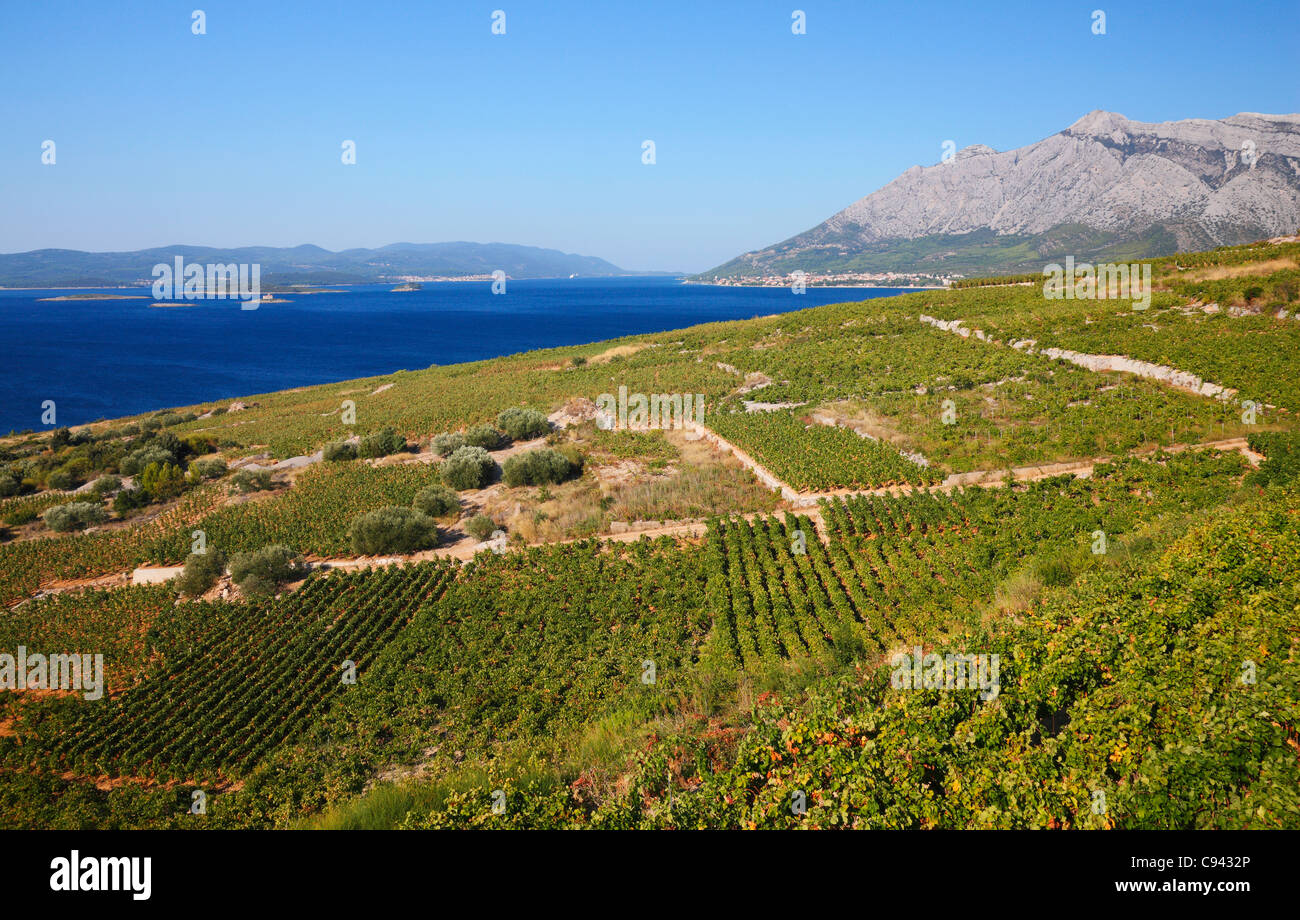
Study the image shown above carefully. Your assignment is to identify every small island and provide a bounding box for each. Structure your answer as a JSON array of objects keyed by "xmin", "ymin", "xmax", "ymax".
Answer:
[
  {"xmin": 37, "ymin": 293, "xmax": 150, "ymax": 302},
  {"xmin": 390, "ymin": 282, "xmax": 423, "ymax": 292}
]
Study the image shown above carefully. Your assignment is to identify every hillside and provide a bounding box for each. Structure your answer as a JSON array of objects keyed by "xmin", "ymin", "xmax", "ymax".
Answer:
[
  {"xmin": 1, "ymin": 239, "xmax": 1298, "ymax": 829},
  {"xmin": 697, "ymin": 111, "xmax": 1300, "ymax": 281},
  {"xmin": 0, "ymin": 241, "xmax": 631, "ymax": 288}
]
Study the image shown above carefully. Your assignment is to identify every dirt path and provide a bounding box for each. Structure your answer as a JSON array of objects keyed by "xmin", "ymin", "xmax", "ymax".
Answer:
[{"xmin": 24, "ymin": 431, "xmax": 1264, "ymax": 599}]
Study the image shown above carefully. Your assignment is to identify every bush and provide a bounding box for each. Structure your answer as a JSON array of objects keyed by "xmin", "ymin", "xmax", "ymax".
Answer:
[
  {"xmin": 0, "ymin": 473, "xmax": 19, "ymax": 498},
  {"xmin": 113, "ymin": 488, "xmax": 151, "ymax": 513},
  {"xmin": 323, "ymin": 439, "xmax": 357, "ymax": 462},
  {"xmin": 413, "ymin": 484, "xmax": 461, "ymax": 517},
  {"xmin": 463, "ymin": 424, "xmax": 505, "ymax": 450},
  {"xmin": 348, "ymin": 506, "xmax": 440, "ymax": 555},
  {"xmin": 358, "ymin": 427, "xmax": 407, "ymax": 459},
  {"xmin": 495, "ymin": 407, "xmax": 550, "ymax": 441},
  {"xmin": 46, "ymin": 469, "xmax": 75, "ymax": 491},
  {"xmin": 187, "ymin": 458, "xmax": 227, "ymax": 482},
  {"xmin": 229, "ymin": 468, "xmax": 274, "ymax": 494},
  {"xmin": 431, "ymin": 432, "xmax": 466, "ymax": 457},
  {"xmin": 175, "ymin": 548, "xmax": 227, "ymax": 597},
  {"xmin": 121, "ymin": 445, "xmax": 175, "ymax": 476},
  {"xmin": 440, "ymin": 446, "xmax": 495, "ymax": 491},
  {"xmin": 90, "ymin": 474, "xmax": 123, "ymax": 495},
  {"xmin": 502, "ymin": 448, "xmax": 578, "ymax": 487},
  {"xmin": 464, "ymin": 514, "xmax": 500, "ymax": 542},
  {"xmin": 43, "ymin": 502, "xmax": 107, "ymax": 532},
  {"xmin": 139, "ymin": 461, "xmax": 187, "ymax": 499},
  {"xmin": 228, "ymin": 545, "xmax": 306, "ymax": 597}
]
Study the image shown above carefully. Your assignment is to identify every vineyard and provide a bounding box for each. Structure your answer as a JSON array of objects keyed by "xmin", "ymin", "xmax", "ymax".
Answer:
[
  {"xmin": 708, "ymin": 410, "xmax": 942, "ymax": 490},
  {"xmin": 8, "ymin": 562, "xmax": 454, "ymax": 782},
  {"xmin": 1, "ymin": 239, "xmax": 1297, "ymax": 831},
  {"xmin": 706, "ymin": 449, "xmax": 1253, "ymax": 671}
]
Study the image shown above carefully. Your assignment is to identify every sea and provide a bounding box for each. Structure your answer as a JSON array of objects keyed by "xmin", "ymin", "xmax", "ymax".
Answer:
[{"xmin": 0, "ymin": 277, "xmax": 918, "ymax": 432}]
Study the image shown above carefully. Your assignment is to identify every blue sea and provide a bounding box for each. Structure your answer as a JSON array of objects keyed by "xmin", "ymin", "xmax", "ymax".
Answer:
[{"xmin": 0, "ymin": 278, "xmax": 917, "ymax": 432}]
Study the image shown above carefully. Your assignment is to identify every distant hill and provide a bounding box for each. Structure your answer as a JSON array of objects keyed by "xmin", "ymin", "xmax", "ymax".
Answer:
[
  {"xmin": 0, "ymin": 242, "xmax": 632, "ymax": 288},
  {"xmin": 696, "ymin": 111, "xmax": 1300, "ymax": 280}
]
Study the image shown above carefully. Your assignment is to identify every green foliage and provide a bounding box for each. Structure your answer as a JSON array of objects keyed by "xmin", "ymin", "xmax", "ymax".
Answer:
[
  {"xmin": 430, "ymin": 432, "xmax": 466, "ymax": 457},
  {"xmin": 228, "ymin": 545, "xmax": 307, "ymax": 597},
  {"xmin": 412, "ymin": 484, "xmax": 460, "ymax": 518},
  {"xmin": 229, "ymin": 468, "xmax": 274, "ymax": 494},
  {"xmin": 348, "ymin": 506, "xmax": 440, "ymax": 555},
  {"xmin": 186, "ymin": 458, "xmax": 227, "ymax": 482},
  {"xmin": 42, "ymin": 501, "xmax": 107, "ymax": 533},
  {"xmin": 463, "ymin": 424, "xmax": 505, "ymax": 450},
  {"xmin": 357, "ymin": 427, "xmax": 406, "ymax": 459},
  {"xmin": 322, "ymin": 439, "xmax": 357, "ymax": 462},
  {"xmin": 496, "ymin": 407, "xmax": 550, "ymax": 441},
  {"xmin": 440, "ymin": 446, "xmax": 495, "ymax": 491},
  {"xmin": 90, "ymin": 474, "xmax": 123, "ymax": 495},
  {"xmin": 463, "ymin": 514, "xmax": 499, "ymax": 542},
  {"xmin": 138, "ymin": 462, "xmax": 186, "ymax": 499},
  {"xmin": 1247, "ymin": 431, "xmax": 1300, "ymax": 488},
  {"xmin": 502, "ymin": 448, "xmax": 577, "ymax": 487},
  {"xmin": 175, "ymin": 548, "xmax": 227, "ymax": 597}
]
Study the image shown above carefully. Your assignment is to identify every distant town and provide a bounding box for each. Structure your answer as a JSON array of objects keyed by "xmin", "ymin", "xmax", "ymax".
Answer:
[{"xmin": 690, "ymin": 270, "xmax": 955, "ymax": 288}]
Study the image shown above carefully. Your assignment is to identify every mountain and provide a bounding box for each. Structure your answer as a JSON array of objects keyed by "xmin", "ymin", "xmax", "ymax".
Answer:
[
  {"xmin": 697, "ymin": 111, "xmax": 1300, "ymax": 280},
  {"xmin": 0, "ymin": 242, "xmax": 632, "ymax": 288}
]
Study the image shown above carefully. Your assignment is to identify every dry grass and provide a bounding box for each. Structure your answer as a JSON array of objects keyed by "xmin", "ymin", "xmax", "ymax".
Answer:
[{"xmin": 1172, "ymin": 258, "xmax": 1298, "ymax": 283}]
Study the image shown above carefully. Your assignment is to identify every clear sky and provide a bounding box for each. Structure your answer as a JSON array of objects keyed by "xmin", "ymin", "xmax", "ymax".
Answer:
[{"xmin": 3, "ymin": 0, "xmax": 1296, "ymax": 272}]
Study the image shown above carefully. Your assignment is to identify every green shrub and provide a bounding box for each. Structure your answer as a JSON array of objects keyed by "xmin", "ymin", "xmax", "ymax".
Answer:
[
  {"xmin": 90, "ymin": 474, "xmax": 123, "ymax": 495},
  {"xmin": 463, "ymin": 424, "xmax": 505, "ymax": 450},
  {"xmin": 413, "ymin": 484, "xmax": 461, "ymax": 517},
  {"xmin": 431, "ymin": 432, "xmax": 466, "ymax": 457},
  {"xmin": 440, "ymin": 446, "xmax": 495, "ymax": 491},
  {"xmin": 112, "ymin": 487, "xmax": 151, "ymax": 513},
  {"xmin": 502, "ymin": 448, "xmax": 577, "ymax": 487},
  {"xmin": 0, "ymin": 473, "xmax": 19, "ymax": 498},
  {"xmin": 42, "ymin": 502, "xmax": 107, "ymax": 532},
  {"xmin": 464, "ymin": 514, "xmax": 501, "ymax": 542},
  {"xmin": 187, "ymin": 458, "xmax": 227, "ymax": 481},
  {"xmin": 348, "ymin": 506, "xmax": 440, "ymax": 555},
  {"xmin": 139, "ymin": 462, "xmax": 186, "ymax": 499},
  {"xmin": 229, "ymin": 468, "xmax": 274, "ymax": 494},
  {"xmin": 495, "ymin": 407, "xmax": 550, "ymax": 441},
  {"xmin": 228, "ymin": 545, "xmax": 306, "ymax": 597},
  {"xmin": 358, "ymin": 427, "xmax": 407, "ymax": 459},
  {"xmin": 175, "ymin": 548, "xmax": 227, "ymax": 597},
  {"xmin": 323, "ymin": 439, "xmax": 357, "ymax": 462},
  {"xmin": 121, "ymin": 445, "xmax": 175, "ymax": 476},
  {"xmin": 46, "ymin": 469, "xmax": 75, "ymax": 491}
]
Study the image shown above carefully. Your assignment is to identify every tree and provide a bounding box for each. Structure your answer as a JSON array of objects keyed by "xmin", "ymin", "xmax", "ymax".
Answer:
[
  {"xmin": 323, "ymin": 439, "xmax": 357, "ymax": 462},
  {"xmin": 431, "ymin": 432, "xmax": 466, "ymax": 457},
  {"xmin": 495, "ymin": 407, "xmax": 550, "ymax": 441},
  {"xmin": 502, "ymin": 448, "xmax": 578, "ymax": 487},
  {"xmin": 413, "ymin": 484, "xmax": 461, "ymax": 517},
  {"xmin": 440, "ymin": 446, "xmax": 496, "ymax": 490},
  {"xmin": 43, "ymin": 502, "xmax": 107, "ymax": 532},
  {"xmin": 463, "ymin": 424, "xmax": 505, "ymax": 450},
  {"xmin": 348, "ymin": 506, "xmax": 440, "ymax": 555},
  {"xmin": 139, "ymin": 461, "xmax": 186, "ymax": 498},
  {"xmin": 464, "ymin": 514, "xmax": 500, "ymax": 542},
  {"xmin": 175, "ymin": 548, "xmax": 227, "ymax": 597},
  {"xmin": 229, "ymin": 545, "xmax": 307, "ymax": 598},
  {"xmin": 358, "ymin": 427, "xmax": 407, "ymax": 458},
  {"xmin": 229, "ymin": 468, "xmax": 274, "ymax": 494}
]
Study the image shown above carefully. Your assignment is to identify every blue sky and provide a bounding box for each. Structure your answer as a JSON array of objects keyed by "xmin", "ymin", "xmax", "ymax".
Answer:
[{"xmin": 2, "ymin": 0, "xmax": 1296, "ymax": 272}]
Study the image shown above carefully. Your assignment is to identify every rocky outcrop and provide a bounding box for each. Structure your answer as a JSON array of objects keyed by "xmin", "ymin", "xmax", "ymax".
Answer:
[{"xmin": 704, "ymin": 111, "xmax": 1300, "ymax": 277}]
